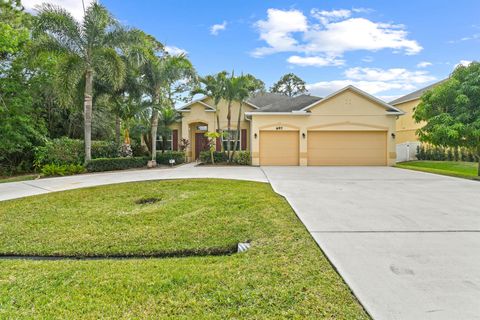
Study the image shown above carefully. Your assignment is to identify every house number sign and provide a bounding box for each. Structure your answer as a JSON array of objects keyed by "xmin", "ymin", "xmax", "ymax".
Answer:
[{"xmin": 275, "ymin": 126, "xmax": 284, "ymax": 130}]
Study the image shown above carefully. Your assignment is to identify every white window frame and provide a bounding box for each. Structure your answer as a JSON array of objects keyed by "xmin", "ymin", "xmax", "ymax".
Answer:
[
  {"xmin": 156, "ymin": 133, "xmax": 173, "ymax": 151},
  {"xmin": 222, "ymin": 130, "xmax": 241, "ymax": 151}
]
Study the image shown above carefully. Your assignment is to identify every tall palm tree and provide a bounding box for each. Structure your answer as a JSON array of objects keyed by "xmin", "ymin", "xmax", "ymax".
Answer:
[
  {"xmin": 33, "ymin": 3, "xmax": 142, "ymax": 162},
  {"xmin": 231, "ymin": 74, "xmax": 264, "ymax": 159},
  {"xmin": 192, "ymin": 71, "xmax": 227, "ymax": 136},
  {"xmin": 142, "ymin": 54, "xmax": 195, "ymax": 164},
  {"xmin": 157, "ymin": 106, "xmax": 181, "ymax": 153},
  {"xmin": 222, "ymin": 72, "xmax": 244, "ymax": 161}
]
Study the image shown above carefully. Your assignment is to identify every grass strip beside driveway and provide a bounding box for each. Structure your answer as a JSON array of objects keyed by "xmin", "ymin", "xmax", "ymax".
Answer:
[{"xmin": 396, "ymin": 161, "xmax": 479, "ymax": 180}]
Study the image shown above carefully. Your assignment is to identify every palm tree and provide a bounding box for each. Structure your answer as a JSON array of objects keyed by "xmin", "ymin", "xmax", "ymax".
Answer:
[
  {"xmin": 231, "ymin": 74, "xmax": 264, "ymax": 159},
  {"xmin": 192, "ymin": 71, "xmax": 227, "ymax": 137},
  {"xmin": 157, "ymin": 106, "xmax": 181, "ymax": 153},
  {"xmin": 142, "ymin": 54, "xmax": 195, "ymax": 164},
  {"xmin": 33, "ymin": 3, "xmax": 143, "ymax": 162},
  {"xmin": 222, "ymin": 72, "xmax": 244, "ymax": 161}
]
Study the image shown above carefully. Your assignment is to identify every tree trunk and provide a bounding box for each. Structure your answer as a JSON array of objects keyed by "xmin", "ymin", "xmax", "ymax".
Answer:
[
  {"xmin": 84, "ymin": 69, "xmax": 93, "ymax": 163},
  {"xmin": 226, "ymin": 100, "xmax": 232, "ymax": 162},
  {"xmin": 150, "ymin": 109, "xmax": 159, "ymax": 161},
  {"xmin": 115, "ymin": 115, "xmax": 121, "ymax": 145},
  {"xmin": 162, "ymin": 134, "xmax": 167, "ymax": 153},
  {"xmin": 143, "ymin": 133, "xmax": 152, "ymax": 154},
  {"xmin": 231, "ymin": 102, "xmax": 243, "ymax": 161},
  {"xmin": 215, "ymin": 105, "xmax": 223, "ymax": 152}
]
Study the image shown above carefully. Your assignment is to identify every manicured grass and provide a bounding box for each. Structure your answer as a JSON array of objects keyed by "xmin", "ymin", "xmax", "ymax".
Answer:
[
  {"xmin": 0, "ymin": 179, "xmax": 368, "ymax": 319},
  {"xmin": 0, "ymin": 174, "xmax": 39, "ymax": 184},
  {"xmin": 396, "ymin": 160, "xmax": 479, "ymax": 180}
]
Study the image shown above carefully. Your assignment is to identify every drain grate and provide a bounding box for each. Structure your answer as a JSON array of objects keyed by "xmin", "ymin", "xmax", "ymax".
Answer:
[{"xmin": 237, "ymin": 242, "xmax": 251, "ymax": 253}]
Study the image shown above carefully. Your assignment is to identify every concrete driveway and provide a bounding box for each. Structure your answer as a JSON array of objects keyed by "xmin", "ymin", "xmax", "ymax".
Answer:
[
  {"xmin": 0, "ymin": 163, "xmax": 267, "ymax": 202},
  {"xmin": 262, "ymin": 166, "xmax": 480, "ymax": 320}
]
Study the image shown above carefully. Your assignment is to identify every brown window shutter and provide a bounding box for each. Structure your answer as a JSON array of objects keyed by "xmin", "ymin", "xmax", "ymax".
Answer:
[
  {"xmin": 172, "ymin": 130, "xmax": 178, "ymax": 151},
  {"xmin": 241, "ymin": 129, "xmax": 247, "ymax": 150},
  {"xmin": 216, "ymin": 137, "xmax": 221, "ymax": 151}
]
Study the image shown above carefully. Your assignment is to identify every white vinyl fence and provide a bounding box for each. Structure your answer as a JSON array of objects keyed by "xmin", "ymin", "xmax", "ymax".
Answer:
[{"xmin": 396, "ymin": 142, "xmax": 420, "ymax": 163}]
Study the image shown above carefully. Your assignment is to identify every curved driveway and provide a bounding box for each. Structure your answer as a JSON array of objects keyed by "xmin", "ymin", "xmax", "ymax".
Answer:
[{"xmin": 1, "ymin": 164, "xmax": 480, "ymax": 319}]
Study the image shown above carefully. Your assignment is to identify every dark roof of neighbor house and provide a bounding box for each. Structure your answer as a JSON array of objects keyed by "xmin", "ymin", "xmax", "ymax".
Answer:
[
  {"xmin": 389, "ymin": 79, "xmax": 448, "ymax": 105},
  {"xmin": 246, "ymin": 92, "xmax": 290, "ymax": 108},
  {"xmin": 257, "ymin": 94, "xmax": 323, "ymax": 112}
]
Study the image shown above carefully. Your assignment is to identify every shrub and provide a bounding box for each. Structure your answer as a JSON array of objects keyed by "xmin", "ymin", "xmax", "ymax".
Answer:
[
  {"xmin": 34, "ymin": 138, "xmax": 118, "ymax": 167},
  {"xmin": 155, "ymin": 151, "xmax": 185, "ymax": 165},
  {"xmin": 233, "ymin": 151, "xmax": 251, "ymax": 165},
  {"xmin": 41, "ymin": 163, "xmax": 85, "ymax": 177},
  {"xmin": 199, "ymin": 151, "xmax": 228, "ymax": 164},
  {"xmin": 416, "ymin": 144, "xmax": 476, "ymax": 162},
  {"xmin": 131, "ymin": 142, "xmax": 149, "ymax": 157},
  {"xmin": 85, "ymin": 157, "xmax": 148, "ymax": 172}
]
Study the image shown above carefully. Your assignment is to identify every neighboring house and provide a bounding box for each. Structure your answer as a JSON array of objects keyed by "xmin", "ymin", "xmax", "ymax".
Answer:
[
  {"xmin": 390, "ymin": 80, "xmax": 446, "ymax": 161},
  {"xmin": 170, "ymin": 85, "xmax": 404, "ymax": 166}
]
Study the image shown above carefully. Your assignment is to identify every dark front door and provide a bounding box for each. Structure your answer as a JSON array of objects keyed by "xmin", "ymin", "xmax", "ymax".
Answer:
[{"xmin": 195, "ymin": 133, "xmax": 209, "ymax": 159}]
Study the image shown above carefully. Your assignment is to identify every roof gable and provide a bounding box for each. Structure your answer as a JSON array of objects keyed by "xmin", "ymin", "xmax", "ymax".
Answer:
[
  {"xmin": 389, "ymin": 79, "xmax": 447, "ymax": 105},
  {"xmin": 301, "ymin": 85, "xmax": 403, "ymax": 115}
]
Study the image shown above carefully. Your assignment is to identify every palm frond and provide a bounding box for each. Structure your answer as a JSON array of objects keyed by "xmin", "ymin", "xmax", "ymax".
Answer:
[
  {"xmin": 93, "ymin": 47, "xmax": 126, "ymax": 90},
  {"xmin": 54, "ymin": 54, "xmax": 85, "ymax": 107},
  {"xmin": 33, "ymin": 3, "xmax": 83, "ymax": 55}
]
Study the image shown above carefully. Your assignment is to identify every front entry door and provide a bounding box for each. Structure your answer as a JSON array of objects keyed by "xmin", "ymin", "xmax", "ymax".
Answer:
[{"xmin": 195, "ymin": 132, "xmax": 209, "ymax": 159}]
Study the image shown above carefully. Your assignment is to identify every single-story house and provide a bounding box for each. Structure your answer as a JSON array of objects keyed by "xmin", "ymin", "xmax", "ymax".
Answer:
[{"xmin": 168, "ymin": 85, "xmax": 405, "ymax": 166}]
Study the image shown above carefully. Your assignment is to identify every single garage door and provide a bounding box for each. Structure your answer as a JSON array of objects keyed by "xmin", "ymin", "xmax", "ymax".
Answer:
[
  {"xmin": 260, "ymin": 131, "xmax": 299, "ymax": 165},
  {"xmin": 308, "ymin": 131, "xmax": 387, "ymax": 166}
]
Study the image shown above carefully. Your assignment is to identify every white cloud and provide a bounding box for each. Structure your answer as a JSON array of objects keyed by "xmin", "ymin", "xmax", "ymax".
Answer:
[
  {"xmin": 417, "ymin": 61, "xmax": 432, "ymax": 68},
  {"xmin": 456, "ymin": 60, "xmax": 472, "ymax": 67},
  {"xmin": 344, "ymin": 67, "xmax": 436, "ymax": 83},
  {"xmin": 287, "ymin": 55, "xmax": 345, "ymax": 67},
  {"xmin": 311, "ymin": 8, "xmax": 351, "ymax": 25},
  {"xmin": 306, "ymin": 66, "xmax": 436, "ymax": 98},
  {"xmin": 307, "ymin": 79, "xmax": 416, "ymax": 96},
  {"xmin": 304, "ymin": 18, "xmax": 422, "ymax": 56},
  {"xmin": 22, "ymin": 0, "xmax": 95, "ymax": 21},
  {"xmin": 165, "ymin": 45, "xmax": 188, "ymax": 56},
  {"xmin": 252, "ymin": 8, "xmax": 308, "ymax": 57},
  {"xmin": 210, "ymin": 21, "xmax": 227, "ymax": 35},
  {"xmin": 252, "ymin": 8, "xmax": 422, "ymax": 65}
]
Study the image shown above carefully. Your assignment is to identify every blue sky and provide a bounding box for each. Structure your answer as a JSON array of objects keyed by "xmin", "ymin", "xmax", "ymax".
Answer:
[{"xmin": 24, "ymin": 0, "xmax": 480, "ymax": 101}]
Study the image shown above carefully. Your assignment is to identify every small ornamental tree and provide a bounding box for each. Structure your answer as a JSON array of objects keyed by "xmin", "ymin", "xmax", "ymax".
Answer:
[
  {"xmin": 413, "ymin": 62, "xmax": 480, "ymax": 176},
  {"xmin": 270, "ymin": 73, "xmax": 307, "ymax": 97},
  {"xmin": 204, "ymin": 131, "xmax": 221, "ymax": 164}
]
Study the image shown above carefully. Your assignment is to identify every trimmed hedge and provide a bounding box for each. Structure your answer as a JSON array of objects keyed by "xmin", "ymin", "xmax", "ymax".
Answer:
[
  {"xmin": 233, "ymin": 151, "xmax": 251, "ymax": 165},
  {"xmin": 199, "ymin": 151, "xmax": 251, "ymax": 165},
  {"xmin": 85, "ymin": 157, "xmax": 148, "ymax": 172},
  {"xmin": 41, "ymin": 163, "xmax": 86, "ymax": 177},
  {"xmin": 417, "ymin": 145, "xmax": 477, "ymax": 162},
  {"xmin": 34, "ymin": 138, "xmax": 118, "ymax": 167},
  {"xmin": 199, "ymin": 151, "xmax": 228, "ymax": 164},
  {"xmin": 155, "ymin": 151, "xmax": 186, "ymax": 165}
]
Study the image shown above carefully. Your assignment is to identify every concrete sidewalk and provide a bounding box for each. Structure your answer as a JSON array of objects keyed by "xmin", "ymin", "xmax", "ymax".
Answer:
[{"xmin": 0, "ymin": 163, "xmax": 268, "ymax": 201}]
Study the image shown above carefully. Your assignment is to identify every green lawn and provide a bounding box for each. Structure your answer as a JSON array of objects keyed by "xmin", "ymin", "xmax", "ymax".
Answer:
[
  {"xmin": 0, "ymin": 179, "xmax": 368, "ymax": 319},
  {"xmin": 396, "ymin": 160, "xmax": 479, "ymax": 179}
]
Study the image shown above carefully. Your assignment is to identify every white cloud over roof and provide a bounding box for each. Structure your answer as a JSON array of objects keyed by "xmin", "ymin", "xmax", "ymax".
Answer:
[{"xmin": 252, "ymin": 7, "xmax": 422, "ymax": 67}]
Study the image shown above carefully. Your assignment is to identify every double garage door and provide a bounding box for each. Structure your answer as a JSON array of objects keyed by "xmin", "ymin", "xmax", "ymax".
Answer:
[{"xmin": 259, "ymin": 130, "xmax": 386, "ymax": 166}]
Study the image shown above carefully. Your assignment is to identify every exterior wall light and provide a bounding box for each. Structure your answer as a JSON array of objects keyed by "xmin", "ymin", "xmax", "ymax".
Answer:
[
  {"xmin": 391, "ymin": 133, "xmax": 396, "ymax": 139},
  {"xmin": 302, "ymin": 133, "xmax": 306, "ymax": 139},
  {"xmin": 254, "ymin": 133, "xmax": 258, "ymax": 139}
]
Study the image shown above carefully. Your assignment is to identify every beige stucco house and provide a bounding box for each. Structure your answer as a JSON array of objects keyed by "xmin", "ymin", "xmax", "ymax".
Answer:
[
  {"xmin": 390, "ymin": 80, "xmax": 445, "ymax": 161},
  {"xmin": 169, "ymin": 85, "xmax": 404, "ymax": 166}
]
